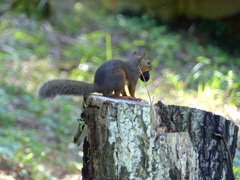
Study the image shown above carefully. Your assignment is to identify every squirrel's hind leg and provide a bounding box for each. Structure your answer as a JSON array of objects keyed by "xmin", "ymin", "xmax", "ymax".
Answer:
[
  {"xmin": 103, "ymin": 91, "xmax": 113, "ymax": 97},
  {"xmin": 120, "ymin": 86, "xmax": 127, "ymax": 96}
]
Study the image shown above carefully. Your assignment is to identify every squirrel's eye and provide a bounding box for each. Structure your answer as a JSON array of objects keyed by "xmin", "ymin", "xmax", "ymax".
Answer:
[{"xmin": 147, "ymin": 60, "xmax": 150, "ymax": 65}]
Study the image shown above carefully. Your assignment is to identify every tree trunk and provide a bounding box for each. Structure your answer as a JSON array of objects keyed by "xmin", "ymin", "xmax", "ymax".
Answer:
[{"xmin": 81, "ymin": 95, "xmax": 238, "ymax": 180}]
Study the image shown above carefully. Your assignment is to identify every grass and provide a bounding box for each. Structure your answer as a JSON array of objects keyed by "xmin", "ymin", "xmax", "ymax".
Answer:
[{"xmin": 0, "ymin": 1, "xmax": 240, "ymax": 179}]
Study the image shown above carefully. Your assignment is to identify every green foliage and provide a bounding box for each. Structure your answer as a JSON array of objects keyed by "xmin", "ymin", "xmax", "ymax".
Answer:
[
  {"xmin": 10, "ymin": 0, "xmax": 51, "ymax": 19},
  {"xmin": 234, "ymin": 141, "xmax": 240, "ymax": 179},
  {"xmin": 0, "ymin": 13, "xmax": 82, "ymax": 178},
  {"xmin": 199, "ymin": 20, "xmax": 240, "ymax": 53},
  {"xmin": 164, "ymin": 55, "xmax": 240, "ymax": 107},
  {"xmin": 0, "ymin": 1, "xmax": 240, "ymax": 179},
  {"xmin": 234, "ymin": 167, "xmax": 240, "ymax": 179}
]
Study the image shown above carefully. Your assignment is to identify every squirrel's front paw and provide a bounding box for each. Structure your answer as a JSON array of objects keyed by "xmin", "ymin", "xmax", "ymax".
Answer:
[
  {"xmin": 131, "ymin": 97, "xmax": 143, "ymax": 101},
  {"xmin": 136, "ymin": 97, "xmax": 143, "ymax": 101}
]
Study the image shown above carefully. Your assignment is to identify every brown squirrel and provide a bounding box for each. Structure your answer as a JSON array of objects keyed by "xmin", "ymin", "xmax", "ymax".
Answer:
[{"xmin": 38, "ymin": 51, "xmax": 152, "ymax": 100}]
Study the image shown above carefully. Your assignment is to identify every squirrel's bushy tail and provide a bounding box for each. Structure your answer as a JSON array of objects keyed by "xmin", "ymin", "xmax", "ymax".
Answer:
[{"xmin": 38, "ymin": 79, "xmax": 97, "ymax": 100}]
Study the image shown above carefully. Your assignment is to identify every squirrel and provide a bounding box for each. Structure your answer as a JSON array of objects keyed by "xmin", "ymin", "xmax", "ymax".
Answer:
[{"xmin": 38, "ymin": 51, "xmax": 152, "ymax": 100}]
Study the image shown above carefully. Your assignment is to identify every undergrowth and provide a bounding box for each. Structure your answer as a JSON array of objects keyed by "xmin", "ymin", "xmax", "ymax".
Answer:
[{"xmin": 0, "ymin": 1, "xmax": 239, "ymax": 179}]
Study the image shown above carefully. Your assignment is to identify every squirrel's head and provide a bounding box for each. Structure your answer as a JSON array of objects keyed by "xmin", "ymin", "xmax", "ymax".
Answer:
[{"xmin": 132, "ymin": 51, "xmax": 152, "ymax": 73}]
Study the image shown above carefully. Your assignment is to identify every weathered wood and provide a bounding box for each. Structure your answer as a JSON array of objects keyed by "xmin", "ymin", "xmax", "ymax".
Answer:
[{"xmin": 81, "ymin": 95, "xmax": 238, "ymax": 180}]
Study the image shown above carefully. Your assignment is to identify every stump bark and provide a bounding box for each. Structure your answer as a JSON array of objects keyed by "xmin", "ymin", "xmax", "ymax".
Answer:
[{"xmin": 81, "ymin": 95, "xmax": 238, "ymax": 180}]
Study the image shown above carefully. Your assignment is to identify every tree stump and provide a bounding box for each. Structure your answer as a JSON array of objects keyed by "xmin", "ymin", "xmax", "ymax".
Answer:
[{"xmin": 81, "ymin": 95, "xmax": 238, "ymax": 180}]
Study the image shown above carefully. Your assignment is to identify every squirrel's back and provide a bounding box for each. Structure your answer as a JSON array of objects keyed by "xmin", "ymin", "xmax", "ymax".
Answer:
[{"xmin": 94, "ymin": 59, "xmax": 131, "ymax": 84}]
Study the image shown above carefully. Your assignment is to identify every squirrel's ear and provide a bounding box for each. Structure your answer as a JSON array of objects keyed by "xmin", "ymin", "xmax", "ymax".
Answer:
[
  {"xmin": 140, "ymin": 52, "xmax": 146, "ymax": 59},
  {"xmin": 132, "ymin": 51, "xmax": 139, "ymax": 56}
]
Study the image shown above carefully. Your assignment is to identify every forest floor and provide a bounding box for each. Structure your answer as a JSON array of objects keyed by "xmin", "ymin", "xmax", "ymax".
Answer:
[{"xmin": 0, "ymin": 1, "xmax": 240, "ymax": 179}]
